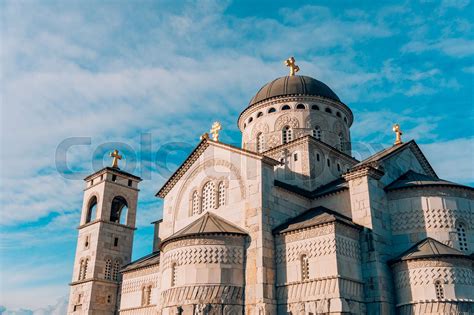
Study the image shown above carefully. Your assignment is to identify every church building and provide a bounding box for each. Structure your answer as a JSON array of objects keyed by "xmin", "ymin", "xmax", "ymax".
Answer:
[{"xmin": 68, "ymin": 57, "xmax": 474, "ymax": 314}]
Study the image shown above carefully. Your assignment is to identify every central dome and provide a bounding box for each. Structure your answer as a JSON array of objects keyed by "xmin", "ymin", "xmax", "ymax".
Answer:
[{"xmin": 249, "ymin": 75, "xmax": 340, "ymax": 106}]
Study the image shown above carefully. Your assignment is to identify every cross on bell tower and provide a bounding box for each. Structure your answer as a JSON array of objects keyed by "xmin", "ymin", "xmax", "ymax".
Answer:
[
  {"xmin": 284, "ymin": 56, "xmax": 300, "ymax": 76},
  {"xmin": 392, "ymin": 123, "xmax": 403, "ymax": 145},
  {"xmin": 110, "ymin": 149, "xmax": 122, "ymax": 168}
]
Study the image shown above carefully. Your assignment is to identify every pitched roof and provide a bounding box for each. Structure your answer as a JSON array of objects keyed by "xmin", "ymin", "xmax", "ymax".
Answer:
[
  {"xmin": 160, "ymin": 212, "xmax": 247, "ymax": 247},
  {"xmin": 273, "ymin": 206, "xmax": 360, "ymax": 234},
  {"xmin": 385, "ymin": 170, "xmax": 473, "ymax": 191},
  {"xmin": 350, "ymin": 140, "xmax": 437, "ymax": 178},
  {"xmin": 121, "ymin": 251, "xmax": 160, "ymax": 273},
  {"xmin": 274, "ymin": 177, "xmax": 348, "ymax": 199},
  {"xmin": 389, "ymin": 238, "xmax": 469, "ymax": 264},
  {"xmin": 156, "ymin": 139, "xmax": 279, "ymax": 198}
]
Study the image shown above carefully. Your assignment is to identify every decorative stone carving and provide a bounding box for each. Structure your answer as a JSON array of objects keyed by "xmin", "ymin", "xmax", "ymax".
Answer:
[
  {"xmin": 162, "ymin": 245, "xmax": 244, "ymax": 268},
  {"xmin": 275, "ymin": 115, "xmax": 299, "ymax": 131}
]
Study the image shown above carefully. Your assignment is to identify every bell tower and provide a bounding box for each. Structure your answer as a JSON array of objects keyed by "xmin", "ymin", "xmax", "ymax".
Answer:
[{"xmin": 68, "ymin": 151, "xmax": 142, "ymax": 314}]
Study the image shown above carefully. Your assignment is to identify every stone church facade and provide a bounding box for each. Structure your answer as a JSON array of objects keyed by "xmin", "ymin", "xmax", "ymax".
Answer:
[{"xmin": 68, "ymin": 59, "xmax": 474, "ymax": 314}]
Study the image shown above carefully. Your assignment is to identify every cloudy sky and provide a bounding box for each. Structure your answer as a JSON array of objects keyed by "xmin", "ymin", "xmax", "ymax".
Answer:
[{"xmin": 1, "ymin": 0, "xmax": 473, "ymax": 312}]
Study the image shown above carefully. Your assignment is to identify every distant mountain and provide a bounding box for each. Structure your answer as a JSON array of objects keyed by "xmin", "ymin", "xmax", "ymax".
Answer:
[{"xmin": 0, "ymin": 297, "xmax": 67, "ymax": 315}]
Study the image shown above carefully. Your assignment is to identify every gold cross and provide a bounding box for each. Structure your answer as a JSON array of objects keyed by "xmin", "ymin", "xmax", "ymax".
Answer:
[
  {"xmin": 284, "ymin": 56, "xmax": 300, "ymax": 76},
  {"xmin": 110, "ymin": 149, "xmax": 122, "ymax": 168},
  {"xmin": 210, "ymin": 121, "xmax": 222, "ymax": 142},
  {"xmin": 392, "ymin": 124, "xmax": 403, "ymax": 145}
]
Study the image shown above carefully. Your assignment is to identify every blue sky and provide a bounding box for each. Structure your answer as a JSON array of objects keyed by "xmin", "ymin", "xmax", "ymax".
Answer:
[{"xmin": 1, "ymin": 0, "xmax": 473, "ymax": 312}]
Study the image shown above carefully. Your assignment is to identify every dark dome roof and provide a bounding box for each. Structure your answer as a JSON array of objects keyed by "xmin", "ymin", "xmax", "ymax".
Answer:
[{"xmin": 249, "ymin": 75, "xmax": 340, "ymax": 105}]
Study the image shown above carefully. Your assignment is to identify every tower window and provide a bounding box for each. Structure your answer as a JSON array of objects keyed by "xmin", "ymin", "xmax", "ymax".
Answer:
[
  {"xmin": 312, "ymin": 126, "xmax": 321, "ymax": 140},
  {"xmin": 294, "ymin": 153, "xmax": 298, "ymax": 161},
  {"xmin": 257, "ymin": 112, "xmax": 263, "ymax": 118},
  {"xmin": 79, "ymin": 258, "xmax": 89, "ymax": 280},
  {"xmin": 435, "ymin": 280, "xmax": 444, "ymax": 299},
  {"xmin": 296, "ymin": 104, "xmax": 305, "ymax": 109},
  {"xmin": 192, "ymin": 191, "xmax": 200, "ymax": 216},
  {"xmin": 171, "ymin": 263, "xmax": 177, "ymax": 287},
  {"xmin": 338, "ymin": 133, "xmax": 344, "ymax": 151},
  {"xmin": 128, "ymin": 179, "xmax": 132, "ymax": 187},
  {"xmin": 218, "ymin": 182, "xmax": 226, "ymax": 208},
  {"xmin": 281, "ymin": 105, "xmax": 291, "ymax": 110},
  {"xmin": 337, "ymin": 163, "xmax": 341, "ymax": 172},
  {"xmin": 256, "ymin": 132, "xmax": 264, "ymax": 153},
  {"xmin": 325, "ymin": 108, "xmax": 332, "ymax": 114},
  {"xmin": 327, "ymin": 159, "xmax": 331, "ymax": 167},
  {"xmin": 112, "ymin": 260, "xmax": 120, "ymax": 281},
  {"xmin": 316, "ymin": 153, "xmax": 320, "ymax": 162},
  {"xmin": 301, "ymin": 254, "xmax": 309, "ymax": 281},
  {"xmin": 105, "ymin": 259, "xmax": 112, "ymax": 280},
  {"xmin": 85, "ymin": 196, "xmax": 98, "ymax": 224},
  {"xmin": 114, "ymin": 237, "xmax": 119, "ymax": 247},
  {"xmin": 84, "ymin": 235, "xmax": 90, "ymax": 249},
  {"xmin": 282, "ymin": 126, "xmax": 293, "ymax": 144},
  {"xmin": 268, "ymin": 107, "xmax": 276, "ymax": 113},
  {"xmin": 456, "ymin": 222, "xmax": 468, "ymax": 251},
  {"xmin": 107, "ymin": 295, "xmax": 112, "ymax": 304},
  {"xmin": 248, "ymin": 117, "xmax": 253, "ymax": 124},
  {"xmin": 112, "ymin": 175, "xmax": 117, "ymax": 182},
  {"xmin": 110, "ymin": 196, "xmax": 128, "ymax": 224},
  {"xmin": 202, "ymin": 181, "xmax": 216, "ymax": 212},
  {"xmin": 311, "ymin": 105, "xmax": 319, "ymax": 110}
]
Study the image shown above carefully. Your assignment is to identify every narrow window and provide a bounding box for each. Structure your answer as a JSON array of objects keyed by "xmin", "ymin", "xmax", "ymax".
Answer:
[
  {"xmin": 311, "ymin": 104, "xmax": 319, "ymax": 110},
  {"xmin": 107, "ymin": 295, "xmax": 112, "ymax": 304},
  {"xmin": 282, "ymin": 105, "xmax": 291, "ymax": 110},
  {"xmin": 127, "ymin": 179, "xmax": 132, "ymax": 187},
  {"xmin": 294, "ymin": 153, "xmax": 298, "ymax": 161},
  {"xmin": 171, "ymin": 263, "xmax": 177, "ymax": 287},
  {"xmin": 336, "ymin": 111, "xmax": 342, "ymax": 118},
  {"xmin": 192, "ymin": 191, "xmax": 200, "ymax": 215},
  {"xmin": 78, "ymin": 260, "xmax": 84, "ymax": 281},
  {"xmin": 327, "ymin": 159, "xmax": 331, "ymax": 167},
  {"xmin": 338, "ymin": 133, "xmax": 344, "ymax": 151},
  {"xmin": 435, "ymin": 280, "xmax": 444, "ymax": 299},
  {"xmin": 316, "ymin": 153, "xmax": 320, "ymax": 162},
  {"xmin": 325, "ymin": 107, "xmax": 332, "ymax": 114},
  {"xmin": 201, "ymin": 181, "xmax": 216, "ymax": 212},
  {"xmin": 100, "ymin": 174, "xmax": 103, "ymax": 181},
  {"xmin": 114, "ymin": 237, "xmax": 119, "ymax": 247},
  {"xmin": 82, "ymin": 258, "xmax": 89, "ymax": 280},
  {"xmin": 337, "ymin": 163, "xmax": 341, "ymax": 172},
  {"xmin": 84, "ymin": 235, "xmax": 90, "ymax": 249},
  {"xmin": 257, "ymin": 112, "xmax": 263, "ymax": 118},
  {"xmin": 344, "ymin": 117, "xmax": 348, "ymax": 124},
  {"xmin": 301, "ymin": 254, "xmax": 309, "ymax": 281},
  {"xmin": 296, "ymin": 103, "xmax": 305, "ymax": 109},
  {"xmin": 457, "ymin": 222, "xmax": 468, "ymax": 251},
  {"xmin": 268, "ymin": 107, "xmax": 276, "ymax": 113},
  {"xmin": 112, "ymin": 260, "xmax": 120, "ymax": 281},
  {"xmin": 104, "ymin": 259, "xmax": 112, "ymax": 280},
  {"xmin": 112, "ymin": 174, "xmax": 117, "ymax": 182},
  {"xmin": 312, "ymin": 126, "xmax": 321, "ymax": 140},
  {"xmin": 282, "ymin": 126, "xmax": 292, "ymax": 144},
  {"xmin": 218, "ymin": 182, "xmax": 226, "ymax": 207},
  {"xmin": 248, "ymin": 117, "xmax": 253, "ymax": 124},
  {"xmin": 256, "ymin": 132, "xmax": 264, "ymax": 153},
  {"xmin": 91, "ymin": 179, "xmax": 94, "ymax": 186},
  {"xmin": 142, "ymin": 285, "xmax": 152, "ymax": 306}
]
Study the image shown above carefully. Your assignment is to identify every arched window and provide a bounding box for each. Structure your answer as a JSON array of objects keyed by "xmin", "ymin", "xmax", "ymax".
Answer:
[
  {"xmin": 85, "ymin": 196, "xmax": 97, "ymax": 223},
  {"xmin": 80, "ymin": 258, "xmax": 89, "ymax": 280},
  {"xmin": 218, "ymin": 182, "xmax": 226, "ymax": 207},
  {"xmin": 78, "ymin": 260, "xmax": 84, "ymax": 281},
  {"xmin": 171, "ymin": 263, "xmax": 177, "ymax": 287},
  {"xmin": 336, "ymin": 111, "xmax": 342, "ymax": 117},
  {"xmin": 112, "ymin": 260, "xmax": 120, "ymax": 281},
  {"xmin": 282, "ymin": 126, "xmax": 292, "ymax": 144},
  {"xmin": 296, "ymin": 104, "xmax": 305, "ymax": 109},
  {"xmin": 282, "ymin": 105, "xmax": 291, "ymax": 110},
  {"xmin": 142, "ymin": 285, "xmax": 152, "ymax": 306},
  {"xmin": 110, "ymin": 196, "xmax": 128, "ymax": 224},
  {"xmin": 268, "ymin": 107, "xmax": 276, "ymax": 113},
  {"xmin": 311, "ymin": 104, "xmax": 319, "ymax": 110},
  {"xmin": 312, "ymin": 126, "xmax": 321, "ymax": 140},
  {"xmin": 256, "ymin": 132, "xmax": 264, "ymax": 153},
  {"xmin": 337, "ymin": 163, "xmax": 341, "ymax": 172},
  {"xmin": 338, "ymin": 133, "xmax": 344, "ymax": 151},
  {"xmin": 192, "ymin": 191, "xmax": 200, "ymax": 216},
  {"xmin": 344, "ymin": 117, "xmax": 348, "ymax": 124},
  {"xmin": 301, "ymin": 254, "xmax": 309, "ymax": 281},
  {"xmin": 248, "ymin": 117, "xmax": 253, "ymax": 124},
  {"xmin": 456, "ymin": 222, "xmax": 468, "ymax": 251},
  {"xmin": 325, "ymin": 107, "xmax": 332, "ymax": 114},
  {"xmin": 104, "ymin": 259, "xmax": 112, "ymax": 280},
  {"xmin": 257, "ymin": 112, "xmax": 263, "ymax": 118},
  {"xmin": 316, "ymin": 153, "xmax": 320, "ymax": 162},
  {"xmin": 435, "ymin": 280, "xmax": 444, "ymax": 299},
  {"xmin": 201, "ymin": 181, "xmax": 216, "ymax": 212}
]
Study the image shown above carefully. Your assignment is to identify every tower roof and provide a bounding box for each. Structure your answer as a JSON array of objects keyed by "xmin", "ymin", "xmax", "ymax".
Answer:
[{"xmin": 249, "ymin": 75, "xmax": 340, "ymax": 106}]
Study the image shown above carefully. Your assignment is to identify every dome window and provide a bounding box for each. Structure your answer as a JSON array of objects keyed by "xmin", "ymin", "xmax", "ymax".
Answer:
[
  {"xmin": 268, "ymin": 107, "xmax": 276, "ymax": 113},
  {"xmin": 311, "ymin": 105, "xmax": 320, "ymax": 110},
  {"xmin": 257, "ymin": 112, "xmax": 263, "ymax": 118},
  {"xmin": 282, "ymin": 105, "xmax": 291, "ymax": 111},
  {"xmin": 296, "ymin": 104, "xmax": 306, "ymax": 110},
  {"xmin": 325, "ymin": 107, "xmax": 332, "ymax": 114},
  {"xmin": 244, "ymin": 123, "xmax": 247, "ymax": 128},
  {"xmin": 248, "ymin": 117, "xmax": 253, "ymax": 124},
  {"xmin": 344, "ymin": 117, "xmax": 347, "ymax": 124},
  {"xmin": 336, "ymin": 111, "xmax": 342, "ymax": 118}
]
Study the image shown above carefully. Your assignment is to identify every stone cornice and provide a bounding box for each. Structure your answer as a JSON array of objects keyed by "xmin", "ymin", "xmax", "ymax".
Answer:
[
  {"xmin": 396, "ymin": 299, "xmax": 474, "ymax": 307},
  {"xmin": 77, "ymin": 219, "xmax": 137, "ymax": 231},
  {"xmin": 69, "ymin": 278, "xmax": 119, "ymax": 286},
  {"xmin": 343, "ymin": 165, "xmax": 385, "ymax": 181}
]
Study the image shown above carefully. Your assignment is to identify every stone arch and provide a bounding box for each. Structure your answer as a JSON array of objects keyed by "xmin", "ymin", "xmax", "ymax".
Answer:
[
  {"xmin": 275, "ymin": 114, "xmax": 299, "ymax": 131},
  {"xmin": 110, "ymin": 196, "xmax": 128, "ymax": 224},
  {"xmin": 173, "ymin": 159, "xmax": 246, "ymax": 226},
  {"xmin": 85, "ymin": 195, "xmax": 99, "ymax": 223}
]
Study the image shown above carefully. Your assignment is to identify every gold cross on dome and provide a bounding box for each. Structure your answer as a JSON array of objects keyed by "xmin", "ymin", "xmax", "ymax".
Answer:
[
  {"xmin": 392, "ymin": 124, "xmax": 403, "ymax": 145},
  {"xmin": 284, "ymin": 56, "xmax": 300, "ymax": 76},
  {"xmin": 210, "ymin": 121, "xmax": 222, "ymax": 142},
  {"xmin": 110, "ymin": 149, "xmax": 122, "ymax": 168}
]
